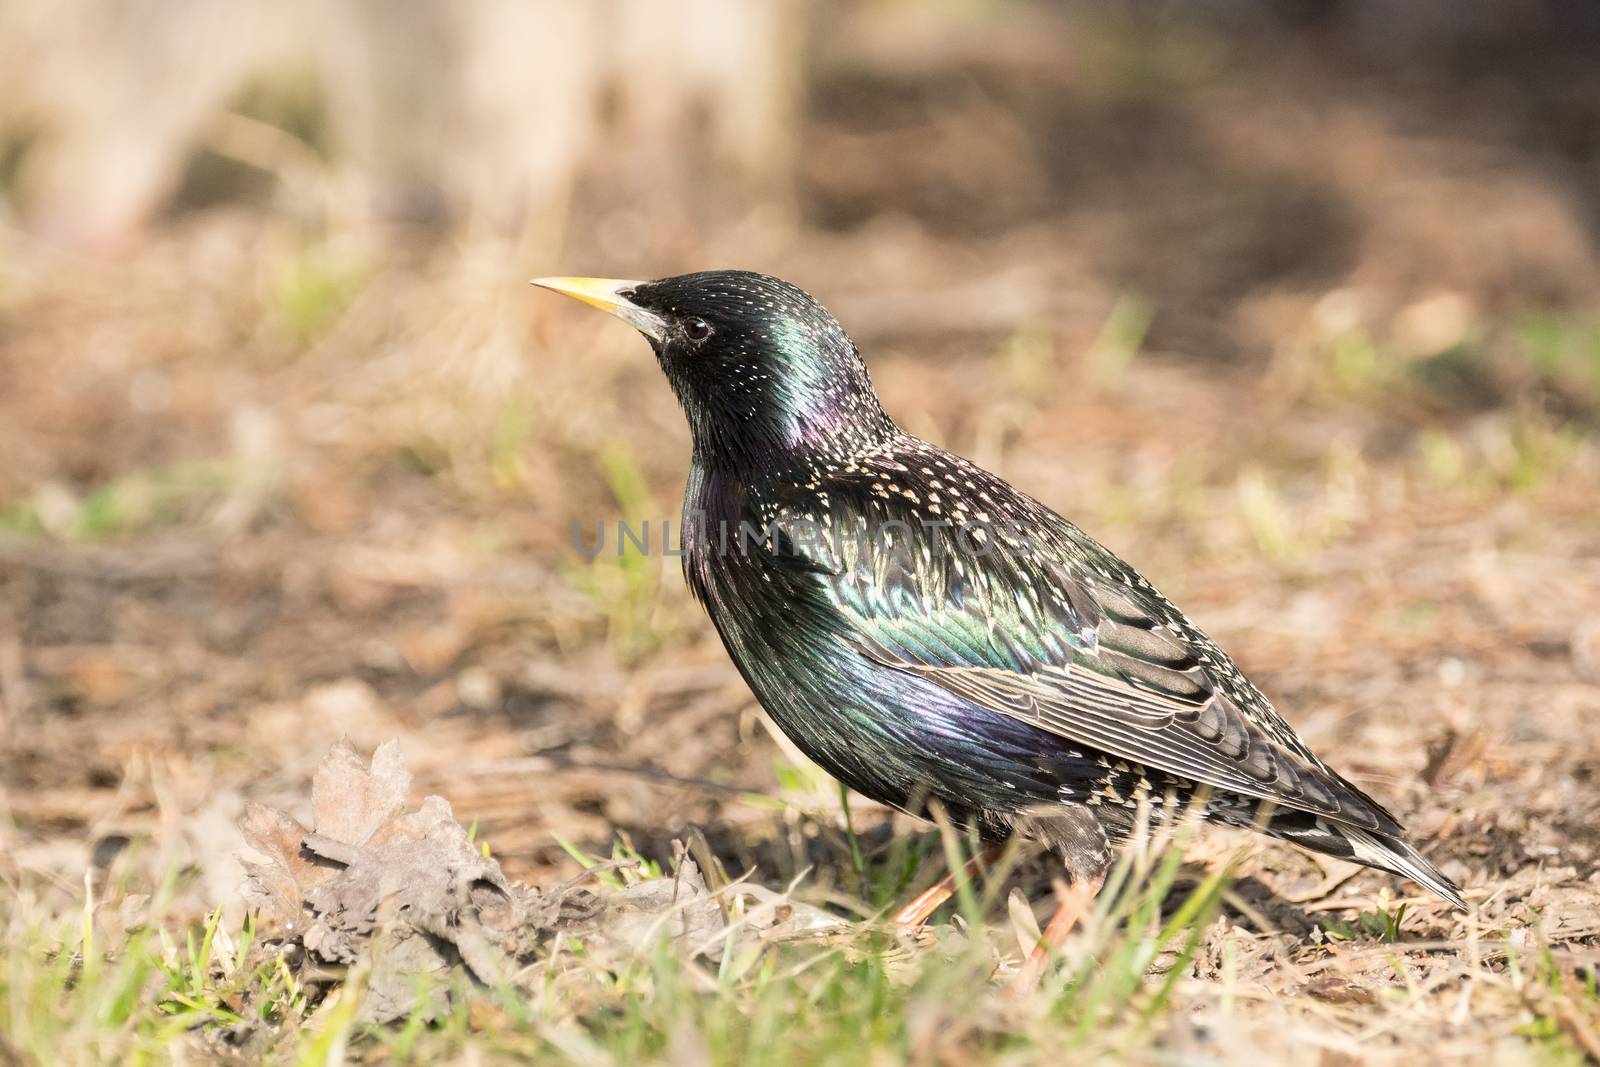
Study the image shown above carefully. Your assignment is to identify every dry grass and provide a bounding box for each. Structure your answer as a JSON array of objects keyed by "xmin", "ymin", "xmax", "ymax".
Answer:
[
  {"xmin": 4, "ymin": 5, "xmax": 1600, "ymax": 1064},
  {"xmin": 2, "ymin": 208, "xmax": 1596, "ymax": 1063}
]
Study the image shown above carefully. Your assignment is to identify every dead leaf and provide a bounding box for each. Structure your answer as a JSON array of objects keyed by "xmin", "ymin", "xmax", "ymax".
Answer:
[
  {"xmin": 311, "ymin": 738, "xmax": 410, "ymax": 845},
  {"xmin": 233, "ymin": 739, "xmax": 742, "ymax": 1024}
]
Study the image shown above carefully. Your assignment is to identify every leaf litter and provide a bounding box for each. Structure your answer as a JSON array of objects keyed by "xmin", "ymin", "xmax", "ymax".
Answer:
[{"xmin": 234, "ymin": 738, "xmax": 844, "ymax": 1030}]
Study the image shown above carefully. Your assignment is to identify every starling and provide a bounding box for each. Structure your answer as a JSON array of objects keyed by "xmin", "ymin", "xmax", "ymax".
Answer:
[{"xmin": 532, "ymin": 271, "xmax": 1466, "ymax": 956}]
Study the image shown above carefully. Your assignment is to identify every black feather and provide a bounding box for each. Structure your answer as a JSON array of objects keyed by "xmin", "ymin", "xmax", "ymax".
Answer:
[{"xmin": 562, "ymin": 270, "xmax": 1465, "ymax": 910}]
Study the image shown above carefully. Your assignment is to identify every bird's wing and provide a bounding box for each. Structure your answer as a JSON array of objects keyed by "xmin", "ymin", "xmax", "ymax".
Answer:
[{"xmin": 773, "ymin": 481, "xmax": 1402, "ymax": 836}]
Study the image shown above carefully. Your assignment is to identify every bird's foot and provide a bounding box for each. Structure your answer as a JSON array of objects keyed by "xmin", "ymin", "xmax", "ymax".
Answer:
[
  {"xmin": 888, "ymin": 845, "xmax": 1004, "ymax": 926},
  {"xmin": 1013, "ymin": 871, "xmax": 1105, "ymax": 992}
]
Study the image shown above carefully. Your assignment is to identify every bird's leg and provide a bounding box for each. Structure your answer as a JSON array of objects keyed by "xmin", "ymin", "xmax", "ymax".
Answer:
[
  {"xmin": 890, "ymin": 844, "xmax": 1005, "ymax": 926},
  {"xmin": 1015, "ymin": 870, "xmax": 1106, "ymax": 990}
]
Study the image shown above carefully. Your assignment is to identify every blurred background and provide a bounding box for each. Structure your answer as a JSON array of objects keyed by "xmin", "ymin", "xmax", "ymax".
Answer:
[{"xmin": 1, "ymin": 1, "xmax": 1597, "ymax": 905}]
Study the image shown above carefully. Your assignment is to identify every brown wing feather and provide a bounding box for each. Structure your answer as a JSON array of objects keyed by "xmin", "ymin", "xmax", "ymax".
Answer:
[{"xmin": 787, "ymin": 453, "xmax": 1403, "ymax": 836}]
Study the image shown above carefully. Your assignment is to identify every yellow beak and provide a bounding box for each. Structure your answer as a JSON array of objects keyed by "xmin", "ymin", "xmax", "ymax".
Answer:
[{"xmin": 529, "ymin": 276, "xmax": 666, "ymax": 341}]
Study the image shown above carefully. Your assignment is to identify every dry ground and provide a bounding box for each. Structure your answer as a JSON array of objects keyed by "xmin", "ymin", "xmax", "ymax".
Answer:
[
  {"xmin": 4, "ymin": 10, "xmax": 1600, "ymax": 1063},
  {"xmin": 2, "ymin": 209, "xmax": 1597, "ymax": 1063}
]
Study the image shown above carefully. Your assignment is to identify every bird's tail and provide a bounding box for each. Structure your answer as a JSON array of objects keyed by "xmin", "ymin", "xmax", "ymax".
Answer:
[{"xmin": 1267, "ymin": 813, "xmax": 1467, "ymax": 911}]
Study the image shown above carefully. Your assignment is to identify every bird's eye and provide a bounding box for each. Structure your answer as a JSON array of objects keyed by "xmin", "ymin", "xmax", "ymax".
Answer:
[{"xmin": 684, "ymin": 317, "xmax": 713, "ymax": 341}]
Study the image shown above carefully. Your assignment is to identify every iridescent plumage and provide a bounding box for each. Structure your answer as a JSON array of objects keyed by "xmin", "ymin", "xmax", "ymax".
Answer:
[{"xmin": 534, "ymin": 270, "xmax": 1465, "ymax": 910}]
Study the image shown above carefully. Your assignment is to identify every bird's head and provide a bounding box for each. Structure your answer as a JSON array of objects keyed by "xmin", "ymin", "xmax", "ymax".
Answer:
[{"xmin": 532, "ymin": 270, "xmax": 894, "ymax": 469}]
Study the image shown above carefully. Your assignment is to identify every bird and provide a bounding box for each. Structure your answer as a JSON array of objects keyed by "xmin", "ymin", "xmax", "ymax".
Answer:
[{"xmin": 531, "ymin": 270, "xmax": 1466, "ymax": 972}]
